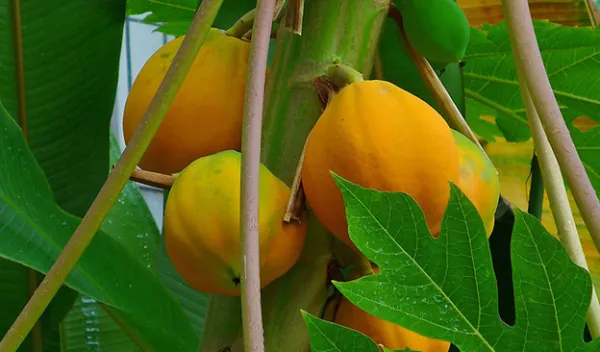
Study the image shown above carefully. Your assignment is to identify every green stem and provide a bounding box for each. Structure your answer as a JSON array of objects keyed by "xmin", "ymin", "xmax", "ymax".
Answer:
[
  {"xmin": 0, "ymin": 1, "xmax": 224, "ymax": 350},
  {"xmin": 527, "ymin": 154, "xmax": 544, "ymax": 220},
  {"xmin": 225, "ymin": 9, "xmax": 256, "ymax": 38},
  {"xmin": 501, "ymin": 0, "xmax": 600, "ymax": 253},
  {"xmin": 239, "ymin": 0, "xmax": 278, "ymax": 351},
  {"xmin": 326, "ymin": 64, "xmax": 365, "ymax": 89},
  {"xmin": 508, "ymin": 25, "xmax": 600, "ymax": 338}
]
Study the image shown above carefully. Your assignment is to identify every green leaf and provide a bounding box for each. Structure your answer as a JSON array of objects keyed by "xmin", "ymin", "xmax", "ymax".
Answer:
[
  {"xmin": 566, "ymin": 111, "xmax": 600, "ymax": 197},
  {"xmin": 0, "ymin": 0, "xmax": 125, "ymax": 217},
  {"xmin": 0, "ymin": 260, "xmax": 78, "ymax": 351},
  {"xmin": 464, "ymin": 20, "xmax": 600, "ymax": 142},
  {"xmin": 302, "ymin": 311, "xmax": 384, "ymax": 352},
  {"xmin": 60, "ymin": 296, "xmax": 140, "ymax": 352},
  {"xmin": 0, "ymin": 105, "xmax": 197, "ymax": 351},
  {"xmin": 127, "ymin": 0, "xmax": 256, "ymax": 35},
  {"xmin": 329, "ymin": 173, "xmax": 600, "ymax": 351},
  {"xmin": 60, "ymin": 133, "xmax": 163, "ymax": 351}
]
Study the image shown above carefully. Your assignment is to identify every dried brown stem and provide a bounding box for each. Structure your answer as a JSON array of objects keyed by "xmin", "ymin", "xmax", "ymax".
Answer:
[
  {"xmin": 501, "ymin": 0, "xmax": 600, "ymax": 252},
  {"xmin": 129, "ymin": 169, "xmax": 175, "ymax": 189},
  {"xmin": 284, "ymin": 0, "xmax": 304, "ymax": 35},
  {"xmin": 239, "ymin": 0, "xmax": 277, "ymax": 351}
]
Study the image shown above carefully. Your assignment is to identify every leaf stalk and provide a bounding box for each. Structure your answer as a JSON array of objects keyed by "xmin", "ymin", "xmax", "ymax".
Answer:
[
  {"xmin": 510, "ymin": 30, "xmax": 600, "ymax": 339},
  {"xmin": 239, "ymin": 0, "xmax": 278, "ymax": 351},
  {"xmin": 501, "ymin": 0, "xmax": 600, "ymax": 253},
  {"xmin": 0, "ymin": 1, "xmax": 224, "ymax": 350}
]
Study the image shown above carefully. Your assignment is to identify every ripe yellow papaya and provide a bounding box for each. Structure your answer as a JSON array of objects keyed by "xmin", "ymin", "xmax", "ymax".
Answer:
[
  {"xmin": 123, "ymin": 28, "xmax": 256, "ymax": 175},
  {"xmin": 163, "ymin": 150, "xmax": 307, "ymax": 296},
  {"xmin": 452, "ymin": 130, "xmax": 500, "ymax": 237},
  {"xmin": 301, "ymin": 80, "xmax": 460, "ymax": 250},
  {"xmin": 399, "ymin": 0, "xmax": 470, "ymax": 66},
  {"xmin": 334, "ymin": 268, "xmax": 450, "ymax": 351}
]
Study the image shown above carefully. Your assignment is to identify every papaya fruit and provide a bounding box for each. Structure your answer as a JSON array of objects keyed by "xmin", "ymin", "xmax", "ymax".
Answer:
[
  {"xmin": 163, "ymin": 150, "xmax": 307, "ymax": 296},
  {"xmin": 123, "ymin": 28, "xmax": 256, "ymax": 175},
  {"xmin": 452, "ymin": 130, "xmax": 500, "ymax": 237},
  {"xmin": 334, "ymin": 267, "xmax": 450, "ymax": 351},
  {"xmin": 398, "ymin": 0, "xmax": 470, "ymax": 66},
  {"xmin": 301, "ymin": 80, "xmax": 461, "ymax": 251}
]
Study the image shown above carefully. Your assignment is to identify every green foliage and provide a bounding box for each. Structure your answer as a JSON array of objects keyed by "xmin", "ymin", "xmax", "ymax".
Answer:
[
  {"xmin": 464, "ymin": 21, "xmax": 600, "ymax": 142},
  {"xmin": 126, "ymin": 0, "xmax": 255, "ymax": 35},
  {"xmin": 397, "ymin": 0, "xmax": 470, "ymax": 66},
  {"xmin": 0, "ymin": 106, "xmax": 197, "ymax": 351},
  {"xmin": 303, "ymin": 173, "xmax": 600, "ymax": 351},
  {"xmin": 302, "ymin": 312, "xmax": 410, "ymax": 352}
]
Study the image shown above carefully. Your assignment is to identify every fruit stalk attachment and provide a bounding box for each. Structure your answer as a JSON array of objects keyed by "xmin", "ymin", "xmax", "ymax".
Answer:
[
  {"xmin": 501, "ymin": 0, "xmax": 600, "ymax": 254},
  {"xmin": 0, "ymin": 1, "xmax": 224, "ymax": 350},
  {"xmin": 129, "ymin": 168, "xmax": 175, "ymax": 190},
  {"xmin": 239, "ymin": 0, "xmax": 278, "ymax": 351},
  {"xmin": 225, "ymin": 0, "xmax": 285, "ymax": 39},
  {"xmin": 283, "ymin": 63, "xmax": 364, "ymax": 223}
]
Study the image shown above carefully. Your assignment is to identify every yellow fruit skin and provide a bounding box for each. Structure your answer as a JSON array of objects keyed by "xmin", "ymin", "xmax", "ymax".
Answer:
[
  {"xmin": 334, "ymin": 268, "xmax": 450, "ymax": 351},
  {"xmin": 302, "ymin": 80, "xmax": 460, "ymax": 250},
  {"xmin": 123, "ymin": 28, "xmax": 251, "ymax": 175},
  {"xmin": 163, "ymin": 150, "xmax": 307, "ymax": 296},
  {"xmin": 452, "ymin": 130, "xmax": 500, "ymax": 237}
]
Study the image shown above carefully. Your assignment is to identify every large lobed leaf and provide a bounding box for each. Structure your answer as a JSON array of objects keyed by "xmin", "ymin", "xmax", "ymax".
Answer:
[
  {"xmin": 304, "ymin": 174, "xmax": 600, "ymax": 351},
  {"xmin": 0, "ymin": 105, "xmax": 197, "ymax": 351},
  {"xmin": 463, "ymin": 20, "xmax": 600, "ymax": 142}
]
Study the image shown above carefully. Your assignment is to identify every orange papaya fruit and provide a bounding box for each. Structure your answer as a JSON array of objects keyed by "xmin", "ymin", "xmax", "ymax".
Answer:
[
  {"xmin": 301, "ymin": 80, "xmax": 461, "ymax": 250},
  {"xmin": 163, "ymin": 150, "xmax": 306, "ymax": 296},
  {"xmin": 123, "ymin": 28, "xmax": 259, "ymax": 175},
  {"xmin": 451, "ymin": 130, "xmax": 500, "ymax": 237},
  {"xmin": 334, "ymin": 267, "xmax": 450, "ymax": 351}
]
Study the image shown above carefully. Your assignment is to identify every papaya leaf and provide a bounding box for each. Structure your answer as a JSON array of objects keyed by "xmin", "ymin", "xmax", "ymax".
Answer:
[
  {"xmin": 126, "ymin": 0, "xmax": 256, "ymax": 35},
  {"xmin": 463, "ymin": 20, "xmax": 600, "ymax": 142},
  {"xmin": 565, "ymin": 110, "xmax": 600, "ymax": 197},
  {"xmin": 0, "ymin": 105, "xmax": 197, "ymax": 351},
  {"xmin": 328, "ymin": 173, "xmax": 600, "ymax": 351},
  {"xmin": 302, "ymin": 311, "xmax": 395, "ymax": 352}
]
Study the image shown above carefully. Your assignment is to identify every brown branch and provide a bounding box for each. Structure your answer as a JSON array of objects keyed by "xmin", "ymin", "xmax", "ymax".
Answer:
[
  {"xmin": 283, "ymin": 0, "xmax": 304, "ymax": 35},
  {"xmin": 130, "ymin": 169, "xmax": 175, "ymax": 189}
]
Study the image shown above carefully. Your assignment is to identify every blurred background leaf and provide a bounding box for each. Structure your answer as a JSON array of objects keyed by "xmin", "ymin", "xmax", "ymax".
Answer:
[{"xmin": 126, "ymin": 0, "xmax": 256, "ymax": 35}]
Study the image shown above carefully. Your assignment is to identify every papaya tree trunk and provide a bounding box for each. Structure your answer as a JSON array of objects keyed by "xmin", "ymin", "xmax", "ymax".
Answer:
[{"xmin": 199, "ymin": 1, "xmax": 391, "ymax": 351}]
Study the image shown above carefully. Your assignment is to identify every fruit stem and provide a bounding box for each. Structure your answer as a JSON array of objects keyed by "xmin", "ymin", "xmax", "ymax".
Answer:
[
  {"xmin": 501, "ymin": 0, "xmax": 600, "ymax": 255},
  {"xmin": 326, "ymin": 63, "xmax": 365, "ymax": 89},
  {"xmin": 225, "ymin": 0, "xmax": 286, "ymax": 39},
  {"xmin": 225, "ymin": 9, "xmax": 256, "ymax": 38},
  {"xmin": 389, "ymin": 5, "xmax": 484, "ymax": 153},
  {"xmin": 0, "ymin": 1, "xmax": 225, "ymax": 350},
  {"xmin": 527, "ymin": 154, "xmax": 544, "ymax": 220},
  {"xmin": 239, "ymin": 0, "xmax": 278, "ymax": 351},
  {"xmin": 129, "ymin": 168, "xmax": 176, "ymax": 189}
]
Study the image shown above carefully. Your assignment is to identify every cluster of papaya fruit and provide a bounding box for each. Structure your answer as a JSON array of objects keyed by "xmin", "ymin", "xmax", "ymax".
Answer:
[{"xmin": 121, "ymin": 3, "xmax": 497, "ymax": 350}]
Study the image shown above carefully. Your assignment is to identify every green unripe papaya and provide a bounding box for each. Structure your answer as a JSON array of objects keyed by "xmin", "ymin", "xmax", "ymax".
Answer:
[{"xmin": 398, "ymin": 0, "xmax": 470, "ymax": 65}]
